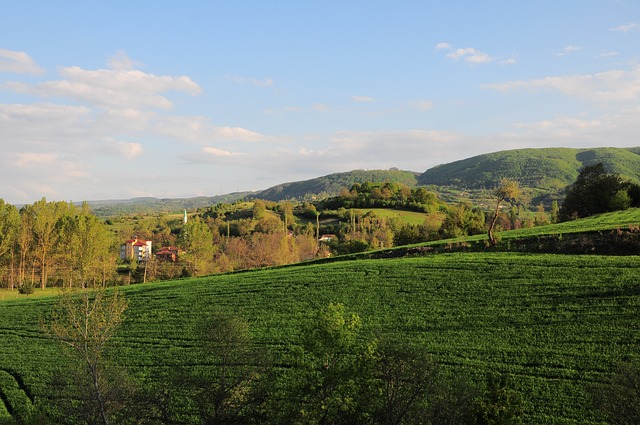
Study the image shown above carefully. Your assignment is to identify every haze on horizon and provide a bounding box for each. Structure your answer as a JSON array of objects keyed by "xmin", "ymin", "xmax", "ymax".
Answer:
[{"xmin": 1, "ymin": 0, "xmax": 639, "ymax": 205}]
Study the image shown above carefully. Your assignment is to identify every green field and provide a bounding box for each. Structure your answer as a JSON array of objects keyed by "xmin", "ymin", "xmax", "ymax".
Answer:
[{"xmin": 0, "ymin": 251, "xmax": 638, "ymax": 423}]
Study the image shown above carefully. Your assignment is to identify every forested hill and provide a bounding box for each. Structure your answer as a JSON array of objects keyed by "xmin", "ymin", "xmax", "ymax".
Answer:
[
  {"xmin": 418, "ymin": 147, "xmax": 640, "ymax": 190},
  {"xmin": 248, "ymin": 169, "xmax": 420, "ymax": 201},
  {"xmin": 88, "ymin": 192, "xmax": 252, "ymax": 217}
]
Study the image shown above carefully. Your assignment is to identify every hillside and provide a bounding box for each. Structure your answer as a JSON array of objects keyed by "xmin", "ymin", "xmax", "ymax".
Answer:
[
  {"xmin": 0, "ymin": 253, "xmax": 637, "ymax": 423},
  {"xmin": 87, "ymin": 192, "xmax": 253, "ymax": 217},
  {"xmin": 418, "ymin": 147, "xmax": 640, "ymax": 190},
  {"xmin": 249, "ymin": 169, "xmax": 419, "ymax": 201}
]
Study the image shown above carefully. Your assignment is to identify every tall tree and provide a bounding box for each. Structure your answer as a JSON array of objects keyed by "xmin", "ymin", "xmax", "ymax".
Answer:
[
  {"xmin": 0, "ymin": 200, "xmax": 20, "ymax": 289},
  {"xmin": 48, "ymin": 288, "xmax": 129, "ymax": 425},
  {"xmin": 488, "ymin": 179, "xmax": 521, "ymax": 245},
  {"xmin": 30, "ymin": 198, "xmax": 67, "ymax": 289},
  {"xmin": 179, "ymin": 218, "xmax": 214, "ymax": 276}
]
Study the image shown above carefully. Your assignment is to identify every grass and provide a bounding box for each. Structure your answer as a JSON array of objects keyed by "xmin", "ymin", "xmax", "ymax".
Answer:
[
  {"xmin": 0, "ymin": 253, "xmax": 638, "ymax": 423},
  {"xmin": 352, "ymin": 208, "xmax": 438, "ymax": 225}
]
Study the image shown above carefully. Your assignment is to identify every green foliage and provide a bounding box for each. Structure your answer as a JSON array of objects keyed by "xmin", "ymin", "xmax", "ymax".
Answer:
[
  {"xmin": 475, "ymin": 372, "xmax": 524, "ymax": 424},
  {"xmin": 322, "ymin": 181, "xmax": 444, "ymax": 213},
  {"xmin": 253, "ymin": 169, "xmax": 420, "ymax": 202},
  {"xmin": 418, "ymin": 147, "xmax": 640, "ymax": 190},
  {"xmin": 559, "ymin": 163, "xmax": 637, "ymax": 220}
]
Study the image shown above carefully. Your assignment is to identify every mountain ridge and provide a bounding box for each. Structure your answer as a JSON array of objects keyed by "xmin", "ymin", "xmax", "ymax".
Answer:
[{"xmin": 84, "ymin": 146, "xmax": 640, "ymax": 215}]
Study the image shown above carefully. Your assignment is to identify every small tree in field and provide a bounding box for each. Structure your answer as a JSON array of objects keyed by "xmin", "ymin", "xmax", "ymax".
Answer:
[
  {"xmin": 47, "ymin": 288, "xmax": 129, "ymax": 425},
  {"xmin": 488, "ymin": 179, "xmax": 521, "ymax": 245}
]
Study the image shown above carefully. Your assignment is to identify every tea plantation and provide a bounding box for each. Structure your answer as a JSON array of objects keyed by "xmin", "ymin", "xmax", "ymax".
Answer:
[{"xmin": 0, "ymin": 251, "xmax": 638, "ymax": 423}]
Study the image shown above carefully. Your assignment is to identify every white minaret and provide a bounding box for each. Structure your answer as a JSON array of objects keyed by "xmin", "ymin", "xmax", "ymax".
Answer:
[{"xmin": 183, "ymin": 209, "xmax": 187, "ymax": 224}]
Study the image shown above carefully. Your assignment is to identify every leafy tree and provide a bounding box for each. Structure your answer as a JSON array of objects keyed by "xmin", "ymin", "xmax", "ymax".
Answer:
[
  {"xmin": 488, "ymin": 179, "xmax": 521, "ymax": 245},
  {"xmin": 178, "ymin": 218, "xmax": 214, "ymax": 276},
  {"xmin": 280, "ymin": 303, "xmax": 373, "ymax": 424},
  {"xmin": 29, "ymin": 199, "xmax": 67, "ymax": 289},
  {"xmin": 47, "ymin": 288, "xmax": 130, "ymax": 425},
  {"xmin": 559, "ymin": 163, "xmax": 636, "ymax": 220},
  {"xmin": 372, "ymin": 340, "xmax": 438, "ymax": 425},
  {"xmin": 0, "ymin": 200, "xmax": 20, "ymax": 289},
  {"xmin": 191, "ymin": 310, "xmax": 269, "ymax": 424},
  {"xmin": 440, "ymin": 203, "xmax": 485, "ymax": 239}
]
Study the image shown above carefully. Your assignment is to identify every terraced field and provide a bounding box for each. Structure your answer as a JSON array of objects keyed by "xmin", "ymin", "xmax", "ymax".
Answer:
[{"xmin": 0, "ymin": 252, "xmax": 638, "ymax": 423}]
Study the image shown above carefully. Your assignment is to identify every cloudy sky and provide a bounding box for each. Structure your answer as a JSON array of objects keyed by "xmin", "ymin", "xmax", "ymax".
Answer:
[{"xmin": 1, "ymin": 0, "xmax": 639, "ymax": 204}]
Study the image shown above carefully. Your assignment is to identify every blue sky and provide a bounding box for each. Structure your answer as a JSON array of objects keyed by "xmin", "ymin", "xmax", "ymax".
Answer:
[{"xmin": 1, "ymin": 0, "xmax": 639, "ymax": 203}]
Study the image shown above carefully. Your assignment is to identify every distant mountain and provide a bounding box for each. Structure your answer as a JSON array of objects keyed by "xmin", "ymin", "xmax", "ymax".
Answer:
[
  {"xmin": 86, "ymin": 147, "xmax": 640, "ymax": 216},
  {"xmin": 418, "ymin": 147, "xmax": 640, "ymax": 190},
  {"xmin": 88, "ymin": 192, "xmax": 253, "ymax": 216},
  {"xmin": 249, "ymin": 169, "xmax": 420, "ymax": 201}
]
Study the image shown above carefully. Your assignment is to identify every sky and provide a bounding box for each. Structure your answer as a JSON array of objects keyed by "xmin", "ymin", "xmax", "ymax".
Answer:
[{"xmin": 1, "ymin": 0, "xmax": 640, "ymax": 204}]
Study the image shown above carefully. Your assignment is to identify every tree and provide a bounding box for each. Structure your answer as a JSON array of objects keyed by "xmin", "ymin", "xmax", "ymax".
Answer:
[
  {"xmin": 47, "ymin": 288, "xmax": 129, "ymax": 425},
  {"xmin": 281, "ymin": 303, "xmax": 374, "ymax": 425},
  {"xmin": 178, "ymin": 218, "xmax": 214, "ymax": 276},
  {"xmin": 0, "ymin": 200, "xmax": 20, "ymax": 289},
  {"xmin": 30, "ymin": 199, "xmax": 67, "ymax": 289},
  {"xmin": 488, "ymin": 179, "xmax": 521, "ymax": 245},
  {"xmin": 373, "ymin": 340, "xmax": 438, "ymax": 425},
  {"xmin": 192, "ymin": 310, "xmax": 268, "ymax": 424},
  {"xmin": 559, "ymin": 163, "xmax": 636, "ymax": 220}
]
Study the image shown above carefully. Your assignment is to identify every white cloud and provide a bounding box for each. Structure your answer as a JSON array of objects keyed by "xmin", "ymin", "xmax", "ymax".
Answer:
[
  {"xmin": 447, "ymin": 47, "xmax": 492, "ymax": 63},
  {"xmin": 483, "ymin": 65, "xmax": 640, "ymax": 102},
  {"xmin": 153, "ymin": 115, "xmax": 270, "ymax": 144},
  {"xmin": 556, "ymin": 45, "xmax": 582, "ymax": 57},
  {"xmin": 596, "ymin": 51, "xmax": 619, "ymax": 59},
  {"xmin": 6, "ymin": 66, "xmax": 202, "ymax": 109},
  {"xmin": 227, "ymin": 75, "xmax": 274, "ymax": 87},
  {"xmin": 610, "ymin": 22, "xmax": 639, "ymax": 33},
  {"xmin": 12, "ymin": 152, "xmax": 58, "ymax": 167},
  {"xmin": 109, "ymin": 141, "xmax": 144, "ymax": 159},
  {"xmin": 108, "ymin": 50, "xmax": 144, "ymax": 70},
  {"xmin": 202, "ymin": 147, "xmax": 240, "ymax": 157},
  {"xmin": 352, "ymin": 95, "xmax": 375, "ymax": 102},
  {"xmin": 436, "ymin": 43, "xmax": 515, "ymax": 65},
  {"xmin": 0, "ymin": 49, "xmax": 45, "ymax": 74},
  {"xmin": 411, "ymin": 100, "xmax": 434, "ymax": 111}
]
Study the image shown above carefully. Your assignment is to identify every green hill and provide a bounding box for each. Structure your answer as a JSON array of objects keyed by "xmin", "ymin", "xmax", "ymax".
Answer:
[
  {"xmin": 250, "ymin": 169, "xmax": 419, "ymax": 201},
  {"xmin": 87, "ymin": 192, "xmax": 253, "ymax": 217},
  {"xmin": 0, "ymin": 253, "xmax": 638, "ymax": 423},
  {"xmin": 418, "ymin": 147, "xmax": 640, "ymax": 190}
]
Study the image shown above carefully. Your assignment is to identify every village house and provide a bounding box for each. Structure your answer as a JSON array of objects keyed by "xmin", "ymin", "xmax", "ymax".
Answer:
[
  {"xmin": 318, "ymin": 234, "xmax": 337, "ymax": 243},
  {"xmin": 120, "ymin": 237, "xmax": 152, "ymax": 262},
  {"xmin": 155, "ymin": 246, "xmax": 183, "ymax": 262}
]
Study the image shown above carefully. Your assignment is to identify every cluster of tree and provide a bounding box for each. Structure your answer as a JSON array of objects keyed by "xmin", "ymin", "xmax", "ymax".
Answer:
[
  {"xmin": 0, "ymin": 199, "xmax": 116, "ymax": 291},
  {"xmin": 559, "ymin": 163, "xmax": 640, "ymax": 221},
  {"xmin": 321, "ymin": 182, "xmax": 445, "ymax": 213},
  {"xmin": 36, "ymin": 292, "xmax": 638, "ymax": 425}
]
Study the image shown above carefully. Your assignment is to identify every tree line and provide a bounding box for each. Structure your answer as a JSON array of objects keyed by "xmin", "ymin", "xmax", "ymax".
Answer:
[{"xmin": 0, "ymin": 199, "xmax": 115, "ymax": 292}]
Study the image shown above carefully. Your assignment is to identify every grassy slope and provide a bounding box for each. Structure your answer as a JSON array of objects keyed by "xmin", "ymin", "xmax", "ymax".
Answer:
[
  {"xmin": 1, "ymin": 210, "xmax": 639, "ymax": 422},
  {"xmin": 0, "ymin": 254, "xmax": 638, "ymax": 423}
]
